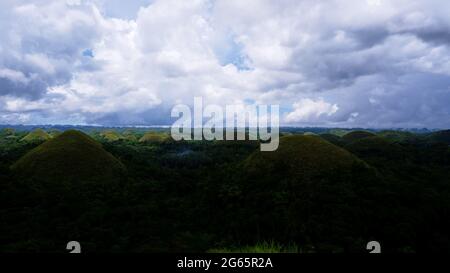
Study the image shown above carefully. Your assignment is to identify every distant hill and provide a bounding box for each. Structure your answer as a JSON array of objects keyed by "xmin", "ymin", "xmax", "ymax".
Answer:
[
  {"xmin": 122, "ymin": 129, "xmax": 136, "ymax": 135},
  {"xmin": 319, "ymin": 133, "xmax": 343, "ymax": 146},
  {"xmin": 123, "ymin": 134, "xmax": 137, "ymax": 142},
  {"xmin": 20, "ymin": 129, "xmax": 51, "ymax": 142},
  {"xmin": 11, "ymin": 130, "xmax": 126, "ymax": 184},
  {"xmin": 427, "ymin": 130, "xmax": 450, "ymax": 145},
  {"xmin": 122, "ymin": 130, "xmax": 138, "ymax": 142},
  {"xmin": 377, "ymin": 130, "xmax": 419, "ymax": 143},
  {"xmin": 327, "ymin": 129, "xmax": 352, "ymax": 137},
  {"xmin": 100, "ymin": 130, "xmax": 123, "ymax": 142},
  {"xmin": 139, "ymin": 131, "xmax": 171, "ymax": 143},
  {"xmin": 1, "ymin": 128, "xmax": 15, "ymax": 136},
  {"xmin": 345, "ymin": 136, "xmax": 406, "ymax": 163},
  {"xmin": 342, "ymin": 131, "xmax": 376, "ymax": 143},
  {"xmin": 1, "ymin": 128, "xmax": 18, "ymax": 141},
  {"xmin": 48, "ymin": 129, "xmax": 62, "ymax": 138}
]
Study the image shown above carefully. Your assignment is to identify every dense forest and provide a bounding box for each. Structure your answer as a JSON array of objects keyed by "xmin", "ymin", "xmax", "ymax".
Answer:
[{"xmin": 0, "ymin": 126, "xmax": 450, "ymax": 253}]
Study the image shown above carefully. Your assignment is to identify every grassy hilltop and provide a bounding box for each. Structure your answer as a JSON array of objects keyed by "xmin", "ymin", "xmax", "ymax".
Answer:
[
  {"xmin": 20, "ymin": 129, "xmax": 51, "ymax": 143},
  {"xmin": 12, "ymin": 130, "xmax": 126, "ymax": 184}
]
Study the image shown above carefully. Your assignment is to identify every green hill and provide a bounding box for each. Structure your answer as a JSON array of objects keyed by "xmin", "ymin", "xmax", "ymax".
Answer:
[
  {"xmin": 122, "ymin": 130, "xmax": 138, "ymax": 142},
  {"xmin": 319, "ymin": 133, "xmax": 343, "ymax": 146},
  {"xmin": 123, "ymin": 129, "xmax": 136, "ymax": 135},
  {"xmin": 244, "ymin": 135, "xmax": 370, "ymax": 178},
  {"xmin": 100, "ymin": 130, "xmax": 123, "ymax": 142},
  {"xmin": 344, "ymin": 136, "xmax": 406, "ymax": 163},
  {"xmin": 377, "ymin": 130, "xmax": 418, "ymax": 143},
  {"xmin": 11, "ymin": 130, "xmax": 126, "ymax": 184},
  {"xmin": 124, "ymin": 134, "xmax": 137, "ymax": 142},
  {"xmin": 236, "ymin": 135, "xmax": 378, "ymax": 251},
  {"xmin": 48, "ymin": 129, "xmax": 62, "ymax": 138},
  {"xmin": 20, "ymin": 129, "xmax": 51, "ymax": 142},
  {"xmin": 139, "ymin": 131, "xmax": 171, "ymax": 143},
  {"xmin": 342, "ymin": 130, "xmax": 376, "ymax": 143},
  {"xmin": 1, "ymin": 128, "xmax": 15, "ymax": 136},
  {"xmin": 328, "ymin": 129, "xmax": 351, "ymax": 137}
]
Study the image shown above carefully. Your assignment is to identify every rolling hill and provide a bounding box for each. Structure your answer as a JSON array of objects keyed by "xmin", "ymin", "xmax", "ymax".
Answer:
[
  {"xmin": 139, "ymin": 131, "xmax": 171, "ymax": 143},
  {"xmin": 377, "ymin": 130, "xmax": 419, "ymax": 143},
  {"xmin": 319, "ymin": 133, "xmax": 343, "ymax": 146},
  {"xmin": 100, "ymin": 130, "xmax": 123, "ymax": 142},
  {"xmin": 1, "ymin": 128, "xmax": 15, "ymax": 136},
  {"xmin": 236, "ymin": 135, "xmax": 378, "ymax": 251},
  {"xmin": 20, "ymin": 129, "xmax": 51, "ymax": 142},
  {"xmin": 342, "ymin": 131, "xmax": 376, "ymax": 143},
  {"xmin": 11, "ymin": 130, "xmax": 126, "ymax": 184}
]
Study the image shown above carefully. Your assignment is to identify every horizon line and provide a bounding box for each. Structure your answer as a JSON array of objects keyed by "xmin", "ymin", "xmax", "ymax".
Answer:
[{"xmin": 0, "ymin": 124, "xmax": 447, "ymax": 131}]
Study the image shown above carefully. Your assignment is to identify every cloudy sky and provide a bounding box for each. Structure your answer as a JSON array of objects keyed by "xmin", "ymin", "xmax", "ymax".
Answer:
[{"xmin": 0, "ymin": 0, "xmax": 450, "ymax": 128}]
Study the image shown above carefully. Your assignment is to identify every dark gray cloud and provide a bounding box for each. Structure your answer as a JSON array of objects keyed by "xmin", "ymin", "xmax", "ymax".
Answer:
[
  {"xmin": 0, "ymin": 0, "xmax": 101, "ymax": 101},
  {"xmin": 0, "ymin": 76, "xmax": 47, "ymax": 99}
]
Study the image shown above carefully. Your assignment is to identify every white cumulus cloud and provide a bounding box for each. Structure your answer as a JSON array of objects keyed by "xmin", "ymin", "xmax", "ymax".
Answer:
[{"xmin": 285, "ymin": 99, "xmax": 339, "ymax": 124}]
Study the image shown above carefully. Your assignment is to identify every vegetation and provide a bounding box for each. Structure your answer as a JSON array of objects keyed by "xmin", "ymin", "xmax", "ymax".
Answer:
[
  {"xmin": 1, "ymin": 128, "xmax": 15, "ymax": 136},
  {"xmin": 0, "ymin": 127, "xmax": 450, "ymax": 253},
  {"xmin": 328, "ymin": 129, "xmax": 352, "ymax": 137},
  {"xmin": 427, "ymin": 130, "xmax": 450, "ymax": 145},
  {"xmin": 20, "ymin": 129, "xmax": 51, "ymax": 143},
  {"xmin": 122, "ymin": 130, "xmax": 138, "ymax": 142},
  {"xmin": 342, "ymin": 130, "xmax": 376, "ymax": 143},
  {"xmin": 377, "ymin": 130, "xmax": 418, "ymax": 143},
  {"xmin": 234, "ymin": 136, "xmax": 378, "ymax": 252},
  {"xmin": 11, "ymin": 130, "xmax": 126, "ymax": 184},
  {"xmin": 100, "ymin": 130, "xmax": 124, "ymax": 142},
  {"xmin": 139, "ymin": 131, "xmax": 171, "ymax": 143},
  {"xmin": 319, "ymin": 133, "xmax": 343, "ymax": 146},
  {"xmin": 48, "ymin": 129, "xmax": 62, "ymax": 138},
  {"xmin": 208, "ymin": 241, "xmax": 301, "ymax": 253}
]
